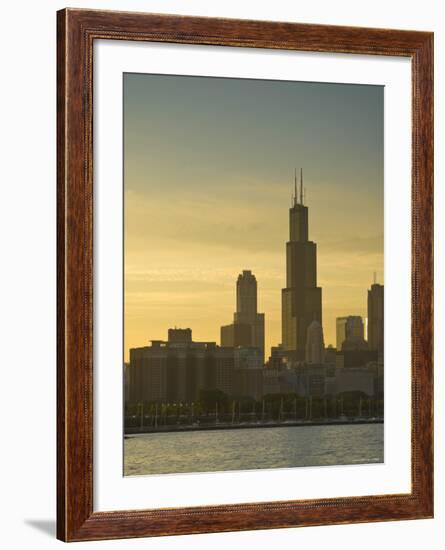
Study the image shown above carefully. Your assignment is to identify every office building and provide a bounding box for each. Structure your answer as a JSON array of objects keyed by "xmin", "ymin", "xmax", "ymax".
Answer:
[
  {"xmin": 220, "ymin": 322, "xmax": 251, "ymax": 349},
  {"xmin": 368, "ymin": 282, "xmax": 384, "ymax": 358},
  {"xmin": 281, "ymin": 169, "xmax": 322, "ymax": 359},
  {"xmin": 336, "ymin": 316, "xmax": 365, "ymax": 351},
  {"xmin": 128, "ymin": 329, "xmax": 263, "ymax": 403},
  {"xmin": 221, "ymin": 270, "xmax": 265, "ymax": 363},
  {"xmin": 305, "ymin": 320, "xmax": 325, "ymax": 364}
]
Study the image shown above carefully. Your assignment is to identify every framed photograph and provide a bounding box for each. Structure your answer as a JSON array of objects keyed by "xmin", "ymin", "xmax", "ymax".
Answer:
[{"xmin": 57, "ymin": 8, "xmax": 433, "ymax": 542}]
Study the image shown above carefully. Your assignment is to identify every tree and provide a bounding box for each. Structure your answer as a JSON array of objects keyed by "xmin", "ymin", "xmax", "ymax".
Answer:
[{"xmin": 198, "ymin": 388, "xmax": 229, "ymax": 413}]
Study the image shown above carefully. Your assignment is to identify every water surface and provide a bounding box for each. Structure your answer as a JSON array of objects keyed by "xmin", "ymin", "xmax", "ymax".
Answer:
[{"xmin": 124, "ymin": 423, "xmax": 383, "ymax": 476}]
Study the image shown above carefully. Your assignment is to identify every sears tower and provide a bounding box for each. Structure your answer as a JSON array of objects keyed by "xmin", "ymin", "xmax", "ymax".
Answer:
[{"xmin": 282, "ymin": 169, "xmax": 322, "ymax": 359}]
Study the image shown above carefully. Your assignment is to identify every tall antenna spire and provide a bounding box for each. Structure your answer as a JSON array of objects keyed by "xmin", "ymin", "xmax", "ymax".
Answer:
[
  {"xmin": 294, "ymin": 168, "xmax": 297, "ymax": 206},
  {"xmin": 300, "ymin": 168, "xmax": 304, "ymax": 205}
]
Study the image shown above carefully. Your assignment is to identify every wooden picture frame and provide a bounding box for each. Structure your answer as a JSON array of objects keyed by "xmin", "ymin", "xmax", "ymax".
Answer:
[{"xmin": 57, "ymin": 8, "xmax": 433, "ymax": 542}]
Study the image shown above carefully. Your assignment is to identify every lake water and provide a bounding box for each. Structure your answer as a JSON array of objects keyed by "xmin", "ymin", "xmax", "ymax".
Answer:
[{"xmin": 124, "ymin": 423, "xmax": 383, "ymax": 476}]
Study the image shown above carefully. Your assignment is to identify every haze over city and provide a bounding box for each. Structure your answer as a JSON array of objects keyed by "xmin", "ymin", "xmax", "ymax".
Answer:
[{"xmin": 124, "ymin": 73, "xmax": 383, "ymax": 362}]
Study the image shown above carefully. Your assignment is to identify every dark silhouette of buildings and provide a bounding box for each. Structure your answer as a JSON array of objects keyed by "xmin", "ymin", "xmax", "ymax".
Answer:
[
  {"xmin": 368, "ymin": 282, "xmax": 384, "ymax": 359},
  {"xmin": 263, "ymin": 362, "xmax": 380, "ymax": 399},
  {"xmin": 126, "ymin": 170, "xmax": 384, "ymax": 414},
  {"xmin": 336, "ymin": 316, "xmax": 365, "ymax": 350},
  {"xmin": 168, "ymin": 327, "xmax": 192, "ymax": 344},
  {"xmin": 335, "ymin": 315, "xmax": 376, "ymax": 368},
  {"xmin": 128, "ymin": 329, "xmax": 263, "ymax": 403},
  {"xmin": 336, "ymin": 349, "xmax": 377, "ymax": 368},
  {"xmin": 305, "ymin": 320, "xmax": 325, "ymax": 364},
  {"xmin": 221, "ymin": 270, "xmax": 265, "ymax": 363},
  {"xmin": 220, "ymin": 323, "xmax": 251, "ymax": 349},
  {"xmin": 282, "ymin": 169, "xmax": 322, "ymax": 359}
]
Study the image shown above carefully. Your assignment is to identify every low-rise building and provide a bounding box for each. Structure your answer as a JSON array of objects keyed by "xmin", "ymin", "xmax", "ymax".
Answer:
[{"xmin": 128, "ymin": 329, "xmax": 264, "ymax": 403}]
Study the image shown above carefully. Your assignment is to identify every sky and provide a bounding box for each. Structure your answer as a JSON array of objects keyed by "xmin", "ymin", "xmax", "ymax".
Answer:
[{"xmin": 123, "ymin": 73, "xmax": 384, "ymax": 362}]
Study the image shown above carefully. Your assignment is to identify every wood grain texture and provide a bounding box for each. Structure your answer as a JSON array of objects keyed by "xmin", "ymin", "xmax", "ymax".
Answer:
[{"xmin": 57, "ymin": 8, "xmax": 434, "ymax": 542}]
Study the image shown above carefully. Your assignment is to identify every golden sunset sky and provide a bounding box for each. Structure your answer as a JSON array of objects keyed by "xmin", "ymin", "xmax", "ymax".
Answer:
[{"xmin": 124, "ymin": 74, "xmax": 383, "ymax": 361}]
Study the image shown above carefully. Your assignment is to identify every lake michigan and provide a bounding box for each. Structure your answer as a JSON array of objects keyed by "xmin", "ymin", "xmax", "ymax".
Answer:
[{"xmin": 124, "ymin": 422, "xmax": 383, "ymax": 476}]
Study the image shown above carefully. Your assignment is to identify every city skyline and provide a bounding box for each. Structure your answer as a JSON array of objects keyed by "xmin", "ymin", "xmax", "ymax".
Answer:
[{"xmin": 124, "ymin": 73, "xmax": 384, "ymax": 362}]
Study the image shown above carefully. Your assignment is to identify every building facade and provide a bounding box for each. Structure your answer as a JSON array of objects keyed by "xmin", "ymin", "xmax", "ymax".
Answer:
[
  {"xmin": 305, "ymin": 320, "xmax": 325, "ymax": 364},
  {"xmin": 263, "ymin": 363, "xmax": 381, "ymax": 399},
  {"xmin": 336, "ymin": 315, "xmax": 365, "ymax": 351},
  {"xmin": 220, "ymin": 322, "xmax": 251, "ymax": 350},
  {"xmin": 368, "ymin": 283, "xmax": 384, "ymax": 358},
  {"xmin": 221, "ymin": 270, "xmax": 265, "ymax": 363},
  {"xmin": 128, "ymin": 329, "xmax": 263, "ymax": 404}
]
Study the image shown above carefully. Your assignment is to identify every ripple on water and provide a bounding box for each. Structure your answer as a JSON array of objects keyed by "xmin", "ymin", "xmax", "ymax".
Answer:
[{"xmin": 124, "ymin": 423, "xmax": 383, "ymax": 476}]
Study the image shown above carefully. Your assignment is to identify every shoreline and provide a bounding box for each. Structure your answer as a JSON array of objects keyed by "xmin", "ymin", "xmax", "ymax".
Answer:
[{"xmin": 125, "ymin": 418, "xmax": 383, "ymax": 436}]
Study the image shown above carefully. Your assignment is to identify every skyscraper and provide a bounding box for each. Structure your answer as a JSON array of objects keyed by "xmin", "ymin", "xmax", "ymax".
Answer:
[
  {"xmin": 235, "ymin": 270, "xmax": 258, "ymax": 320},
  {"xmin": 282, "ymin": 169, "xmax": 322, "ymax": 359},
  {"xmin": 336, "ymin": 316, "xmax": 365, "ymax": 351},
  {"xmin": 368, "ymin": 282, "xmax": 384, "ymax": 358},
  {"xmin": 221, "ymin": 270, "xmax": 265, "ymax": 363},
  {"xmin": 305, "ymin": 320, "xmax": 325, "ymax": 364}
]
